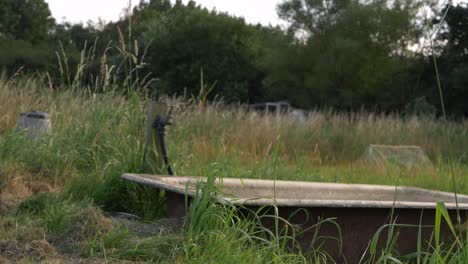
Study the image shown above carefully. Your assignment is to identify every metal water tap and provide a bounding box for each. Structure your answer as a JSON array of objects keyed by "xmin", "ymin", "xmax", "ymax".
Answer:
[{"xmin": 152, "ymin": 113, "xmax": 174, "ymax": 176}]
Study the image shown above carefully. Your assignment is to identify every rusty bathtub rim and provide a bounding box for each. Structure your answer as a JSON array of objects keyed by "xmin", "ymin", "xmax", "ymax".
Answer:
[{"xmin": 122, "ymin": 174, "xmax": 468, "ymax": 210}]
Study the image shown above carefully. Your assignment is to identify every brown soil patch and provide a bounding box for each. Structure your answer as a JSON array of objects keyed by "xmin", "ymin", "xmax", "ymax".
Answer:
[
  {"xmin": 69, "ymin": 207, "xmax": 115, "ymax": 241},
  {"xmin": 0, "ymin": 256, "xmax": 11, "ymax": 264},
  {"xmin": 54, "ymin": 207, "xmax": 115, "ymax": 254},
  {"xmin": 0, "ymin": 216, "xmax": 46, "ymax": 242},
  {"xmin": 1, "ymin": 177, "xmax": 31, "ymax": 198},
  {"xmin": 26, "ymin": 181, "xmax": 53, "ymax": 195},
  {"xmin": 0, "ymin": 177, "xmax": 53, "ymax": 215},
  {"xmin": 113, "ymin": 217, "xmax": 184, "ymax": 238},
  {"xmin": 0, "ymin": 239, "xmax": 57, "ymax": 261},
  {"xmin": 1, "ymin": 177, "xmax": 53, "ymax": 198},
  {"xmin": 0, "ymin": 195, "xmax": 20, "ymax": 216},
  {"xmin": 0, "ymin": 217, "xmax": 16, "ymax": 238}
]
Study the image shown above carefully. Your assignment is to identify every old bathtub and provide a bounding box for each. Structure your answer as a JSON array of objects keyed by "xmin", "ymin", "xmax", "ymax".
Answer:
[{"xmin": 122, "ymin": 174, "xmax": 468, "ymax": 262}]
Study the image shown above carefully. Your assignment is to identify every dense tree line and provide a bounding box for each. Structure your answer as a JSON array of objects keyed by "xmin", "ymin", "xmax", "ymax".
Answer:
[{"xmin": 0, "ymin": 0, "xmax": 467, "ymax": 116}]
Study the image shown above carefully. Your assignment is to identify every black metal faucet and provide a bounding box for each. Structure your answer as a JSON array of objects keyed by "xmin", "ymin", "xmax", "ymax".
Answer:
[{"xmin": 153, "ymin": 114, "xmax": 175, "ymax": 176}]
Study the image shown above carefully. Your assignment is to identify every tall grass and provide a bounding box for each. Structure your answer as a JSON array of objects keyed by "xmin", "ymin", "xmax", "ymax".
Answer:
[
  {"xmin": 179, "ymin": 172, "xmax": 309, "ymax": 263},
  {"xmin": 1, "ymin": 5, "xmax": 468, "ymax": 260},
  {"xmin": 1, "ymin": 74, "xmax": 468, "ymax": 262},
  {"xmin": 2, "ymin": 76, "xmax": 468, "ymax": 192}
]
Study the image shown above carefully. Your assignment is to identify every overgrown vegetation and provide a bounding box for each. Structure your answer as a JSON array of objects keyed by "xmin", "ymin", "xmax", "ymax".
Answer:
[
  {"xmin": 1, "ymin": 0, "xmax": 468, "ymax": 116},
  {"xmin": 0, "ymin": 72, "xmax": 467, "ymax": 262},
  {"xmin": 2, "ymin": 0, "xmax": 468, "ymax": 263}
]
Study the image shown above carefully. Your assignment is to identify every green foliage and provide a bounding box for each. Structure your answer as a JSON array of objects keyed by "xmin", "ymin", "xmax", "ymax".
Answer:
[
  {"xmin": 269, "ymin": 0, "xmax": 432, "ymax": 110},
  {"xmin": 17, "ymin": 193, "xmax": 60, "ymax": 216},
  {"xmin": 363, "ymin": 202, "xmax": 468, "ymax": 264},
  {"xmin": 1, "ymin": 71, "xmax": 468, "ymax": 262},
  {"xmin": 0, "ymin": 0, "xmax": 55, "ymax": 43},
  {"xmin": 2, "ymin": 2, "xmax": 468, "ymax": 258},
  {"xmin": 404, "ymin": 96, "xmax": 437, "ymax": 117},
  {"xmin": 84, "ymin": 227, "xmax": 180, "ymax": 262},
  {"xmin": 17, "ymin": 193, "xmax": 85, "ymax": 234},
  {"xmin": 139, "ymin": 3, "xmax": 265, "ymax": 101},
  {"xmin": 144, "ymin": 0, "xmax": 172, "ymax": 13},
  {"xmin": 0, "ymin": 38, "xmax": 53, "ymax": 72},
  {"xmin": 180, "ymin": 172, "xmax": 309, "ymax": 263},
  {"xmin": 1, "ymin": 0, "xmax": 468, "ymax": 115},
  {"xmin": 434, "ymin": 3, "xmax": 468, "ymax": 116},
  {"xmin": 437, "ymin": 3, "xmax": 468, "ymax": 60}
]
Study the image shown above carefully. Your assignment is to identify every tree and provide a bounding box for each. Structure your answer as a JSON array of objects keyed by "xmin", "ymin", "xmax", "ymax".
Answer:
[
  {"xmin": 0, "ymin": 0, "xmax": 56, "ymax": 73},
  {"xmin": 147, "ymin": 0, "xmax": 172, "ymax": 12},
  {"xmin": 0, "ymin": 38, "xmax": 52, "ymax": 72},
  {"xmin": 267, "ymin": 0, "xmax": 431, "ymax": 110},
  {"xmin": 437, "ymin": 3, "xmax": 468, "ymax": 62},
  {"xmin": 0, "ymin": 0, "xmax": 55, "ymax": 43},
  {"xmin": 139, "ymin": 3, "xmax": 266, "ymax": 101},
  {"xmin": 434, "ymin": 3, "xmax": 468, "ymax": 116},
  {"xmin": 278, "ymin": 0, "xmax": 351, "ymax": 36}
]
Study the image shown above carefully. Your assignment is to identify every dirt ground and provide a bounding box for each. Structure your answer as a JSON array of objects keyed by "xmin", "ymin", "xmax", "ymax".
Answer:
[{"xmin": 0, "ymin": 176, "xmax": 183, "ymax": 263}]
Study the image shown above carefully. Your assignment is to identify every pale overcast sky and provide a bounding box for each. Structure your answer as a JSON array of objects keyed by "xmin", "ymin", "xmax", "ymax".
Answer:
[
  {"xmin": 46, "ymin": 0, "xmax": 467, "ymax": 26},
  {"xmin": 45, "ymin": 0, "xmax": 281, "ymax": 26}
]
